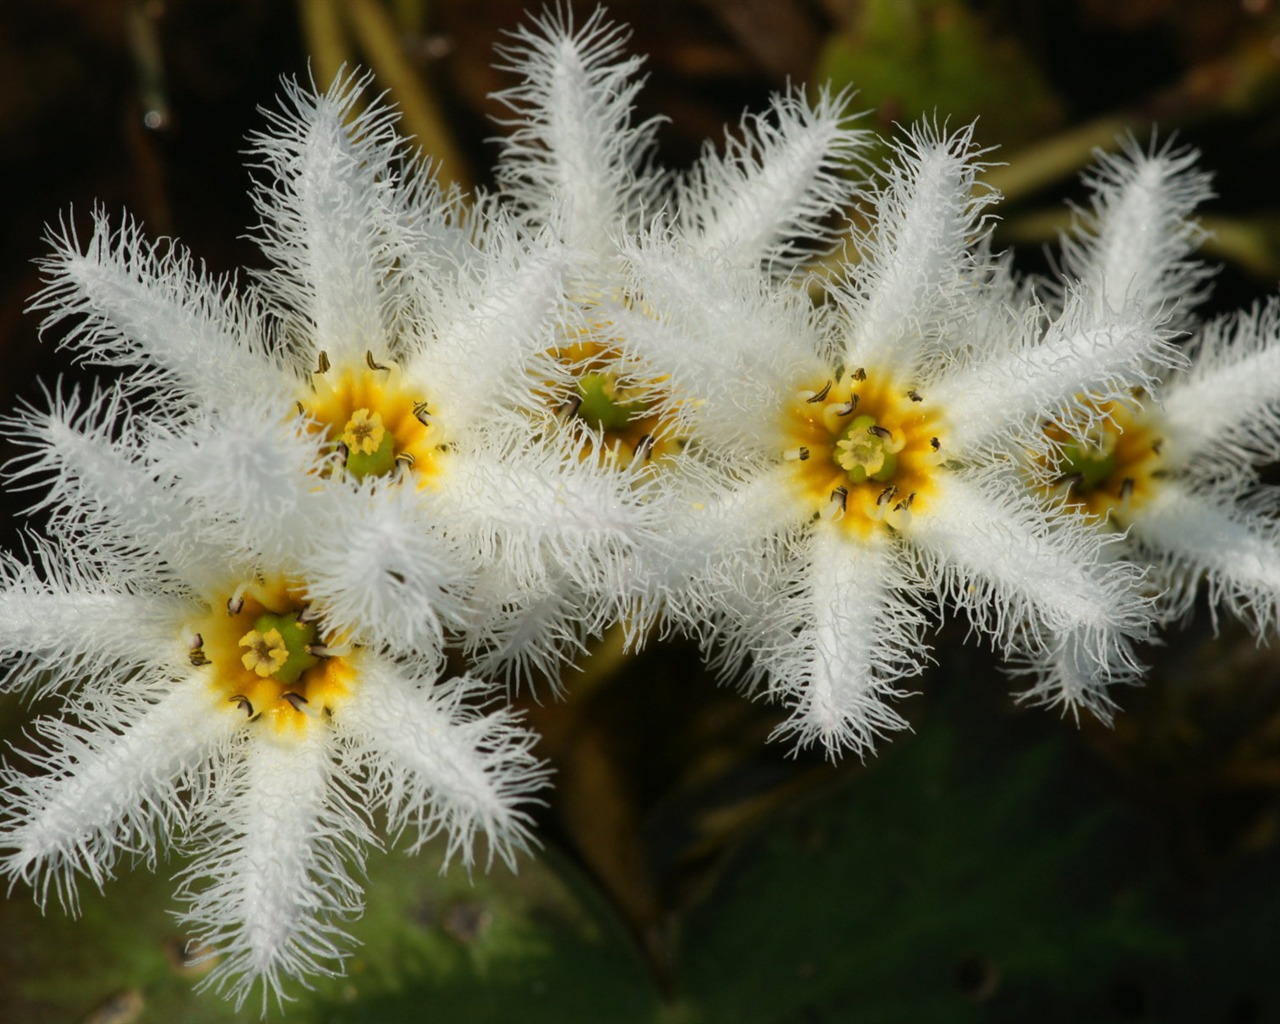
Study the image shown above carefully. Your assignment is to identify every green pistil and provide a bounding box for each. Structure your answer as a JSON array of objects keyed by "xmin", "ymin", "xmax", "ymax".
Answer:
[
  {"xmin": 1057, "ymin": 437, "xmax": 1117, "ymax": 494},
  {"xmin": 345, "ymin": 428, "xmax": 396, "ymax": 479},
  {"xmin": 835, "ymin": 414, "xmax": 898, "ymax": 484},
  {"xmin": 251, "ymin": 612, "xmax": 319, "ymax": 685},
  {"xmin": 575, "ymin": 372, "xmax": 646, "ymax": 432}
]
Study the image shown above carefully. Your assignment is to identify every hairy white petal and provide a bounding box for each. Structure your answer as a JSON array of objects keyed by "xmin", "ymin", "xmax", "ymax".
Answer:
[
  {"xmin": 835, "ymin": 122, "xmax": 997, "ymax": 373},
  {"xmin": 0, "ymin": 682, "xmax": 234, "ymax": 912},
  {"xmin": 678, "ymin": 87, "xmax": 866, "ymax": 276},
  {"xmin": 1010, "ymin": 623, "xmax": 1137, "ymax": 726},
  {"xmin": 1162, "ymin": 299, "xmax": 1280, "ymax": 468},
  {"xmin": 492, "ymin": 7, "xmax": 664, "ymax": 254},
  {"xmin": 0, "ymin": 558, "xmax": 185, "ymax": 698},
  {"xmin": 1131, "ymin": 479, "xmax": 1280, "ymax": 633},
  {"xmin": 935, "ymin": 292, "xmax": 1181, "ymax": 454},
  {"xmin": 249, "ymin": 72, "xmax": 402, "ymax": 366},
  {"xmin": 340, "ymin": 662, "xmax": 548, "ymax": 870},
  {"xmin": 296, "ymin": 481, "xmax": 468, "ymax": 653},
  {"xmin": 1061, "ymin": 138, "xmax": 1213, "ymax": 323},
  {"xmin": 28, "ymin": 209, "xmax": 274, "ymax": 410},
  {"xmin": 181, "ymin": 726, "xmax": 372, "ymax": 1011},
  {"xmin": 908, "ymin": 471, "xmax": 1152, "ymax": 655},
  {"xmin": 759, "ymin": 529, "xmax": 924, "ymax": 759},
  {"xmin": 407, "ymin": 231, "xmax": 567, "ymax": 429}
]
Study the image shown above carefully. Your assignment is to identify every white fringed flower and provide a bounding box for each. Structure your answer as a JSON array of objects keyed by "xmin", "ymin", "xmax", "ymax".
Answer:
[
  {"xmin": 1007, "ymin": 138, "xmax": 1220, "ymax": 714},
  {"xmin": 606, "ymin": 123, "xmax": 1182, "ymax": 757},
  {"xmin": 0, "ymin": 73, "xmax": 590, "ymax": 1010},
  {"xmin": 1034, "ymin": 291, "xmax": 1280, "ymax": 640},
  {"xmin": 479, "ymin": 9, "xmax": 868, "ymax": 667},
  {"xmin": 0, "ymin": 386, "xmax": 548, "ymax": 1009}
]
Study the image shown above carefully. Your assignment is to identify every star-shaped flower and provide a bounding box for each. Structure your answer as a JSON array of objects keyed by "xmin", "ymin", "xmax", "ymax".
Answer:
[{"xmin": 605, "ymin": 124, "xmax": 1182, "ymax": 756}]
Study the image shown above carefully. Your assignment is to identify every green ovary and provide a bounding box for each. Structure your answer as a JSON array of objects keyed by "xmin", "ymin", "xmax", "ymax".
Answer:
[
  {"xmin": 575, "ymin": 372, "xmax": 647, "ymax": 432},
  {"xmin": 240, "ymin": 612, "xmax": 319, "ymax": 685},
  {"xmin": 1057, "ymin": 436, "xmax": 1118, "ymax": 494}
]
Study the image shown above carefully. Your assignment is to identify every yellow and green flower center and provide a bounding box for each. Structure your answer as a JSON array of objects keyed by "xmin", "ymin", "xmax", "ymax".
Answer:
[
  {"xmin": 188, "ymin": 577, "xmax": 355, "ymax": 736},
  {"xmin": 781, "ymin": 368, "xmax": 945, "ymax": 537},
  {"xmin": 300, "ymin": 351, "xmax": 440, "ymax": 485},
  {"xmin": 1044, "ymin": 399, "xmax": 1166, "ymax": 526},
  {"xmin": 556, "ymin": 339, "xmax": 680, "ymax": 467}
]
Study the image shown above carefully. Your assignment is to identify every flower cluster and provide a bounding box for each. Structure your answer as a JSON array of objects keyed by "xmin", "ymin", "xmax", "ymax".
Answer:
[{"xmin": 3, "ymin": 7, "xmax": 1279, "ymax": 1012}]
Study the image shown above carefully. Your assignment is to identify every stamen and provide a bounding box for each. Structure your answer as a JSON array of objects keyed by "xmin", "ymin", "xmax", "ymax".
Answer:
[
  {"xmin": 315, "ymin": 351, "xmax": 330, "ymax": 374},
  {"xmin": 412, "ymin": 400, "xmax": 431, "ymax": 426},
  {"xmin": 188, "ymin": 627, "xmax": 208, "ymax": 665},
  {"xmin": 868, "ymin": 425, "xmax": 892, "ymax": 441},
  {"xmin": 395, "ymin": 452, "xmax": 416, "ymax": 468},
  {"xmin": 851, "ymin": 367, "xmax": 867, "ymax": 382},
  {"xmin": 307, "ymin": 643, "xmax": 351, "ymax": 659},
  {"xmin": 784, "ymin": 446, "xmax": 810, "ymax": 462},
  {"xmin": 281, "ymin": 691, "xmax": 310, "ymax": 712},
  {"xmin": 365, "ymin": 351, "xmax": 389, "ymax": 372},
  {"xmin": 930, "ymin": 437, "xmax": 940, "ymax": 451},
  {"xmin": 1119, "ymin": 477, "xmax": 1135, "ymax": 503},
  {"xmin": 907, "ymin": 389, "xmax": 923, "ymax": 402},
  {"xmin": 229, "ymin": 694, "xmax": 254, "ymax": 717},
  {"xmin": 877, "ymin": 484, "xmax": 899, "ymax": 507},
  {"xmin": 558, "ymin": 394, "xmax": 583, "ymax": 419},
  {"xmin": 830, "ymin": 486, "xmax": 848, "ymax": 515},
  {"xmin": 1056, "ymin": 472, "xmax": 1084, "ymax": 492},
  {"xmin": 806, "ymin": 380, "xmax": 833, "ymax": 404},
  {"xmin": 227, "ymin": 585, "xmax": 248, "ymax": 616},
  {"xmin": 635, "ymin": 434, "xmax": 655, "ymax": 460}
]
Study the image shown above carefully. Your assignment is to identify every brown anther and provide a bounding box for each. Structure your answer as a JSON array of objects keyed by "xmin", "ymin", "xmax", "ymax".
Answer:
[
  {"xmin": 907, "ymin": 389, "xmax": 923, "ymax": 402},
  {"xmin": 877, "ymin": 484, "xmax": 899, "ymax": 506},
  {"xmin": 395, "ymin": 452, "xmax": 416, "ymax": 468},
  {"xmin": 227, "ymin": 594, "xmax": 244, "ymax": 616},
  {"xmin": 1152, "ymin": 438, "xmax": 1163, "ymax": 455},
  {"xmin": 1119, "ymin": 477, "xmax": 1135, "ymax": 502},
  {"xmin": 558, "ymin": 394, "xmax": 583, "ymax": 418},
  {"xmin": 930, "ymin": 437, "xmax": 940, "ymax": 451},
  {"xmin": 868, "ymin": 425, "xmax": 892, "ymax": 441},
  {"xmin": 412, "ymin": 400, "xmax": 431, "ymax": 426},
  {"xmin": 281, "ymin": 691, "xmax": 310, "ymax": 712},
  {"xmin": 334, "ymin": 442, "xmax": 349, "ymax": 465},
  {"xmin": 295, "ymin": 401, "xmax": 306, "ymax": 417},
  {"xmin": 806, "ymin": 380, "xmax": 833, "ymax": 404},
  {"xmin": 894, "ymin": 492, "xmax": 916, "ymax": 512},
  {"xmin": 635, "ymin": 434, "xmax": 655, "ymax": 459},
  {"xmin": 830, "ymin": 486, "xmax": 848, "ymax": 513},
  {"xmin": 851, "ymin": 367, "xmax": 867, "ymax": 382},
  {"xmin": 796, "ymin": 446, "xmax": 810, "ymax": 461},
  {"xmin": 189, "ymin": 649, "xmax": 209, "ymax": 667},
  {"xmin": 315, "ymin": 350, "xmax": 331, "ymax": 374},
  {"xmin": 305, "ymin": 644, "xmax": 330, "ymax": 658},
  {"xmin": 365, "ymin": 351, "xmax": 389, "ymax": 372},
  {"xmin": 1056, "ymin": 472, "xmax": 1084, "ymax": 492},
  {"xmin": 229, "ymin": 694, "xmax": 254, "ymax": 717},
  {"xmin": 833, "ymin": 396, "xmax": 859, "ymax": 417}
]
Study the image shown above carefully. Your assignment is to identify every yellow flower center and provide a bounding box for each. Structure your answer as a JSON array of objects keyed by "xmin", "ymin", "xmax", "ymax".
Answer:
[
  {"xmin": 300, "ymin": 351, "xmax": 440, "ymax": 485},
  {"xmin": 1044, "ymin": 398, "xmax": 1166, "ymax": 527},
  {"xmin": 556, "ymin": 338, "xmax": 681, "ymax": 467},
  {"xmin": 781, "ymin": 368, "xmax": 945, "ymax": 537},
  {"xmin": 188, "ymin": 577, "xmax": 356, "ymax": 736}
]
